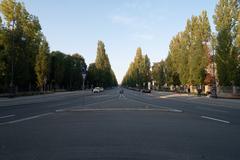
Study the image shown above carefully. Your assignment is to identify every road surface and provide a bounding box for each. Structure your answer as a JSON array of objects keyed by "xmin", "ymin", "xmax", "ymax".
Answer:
[{"xmin": 0, "ymin": 88, "xmax": 240, "ymax": 160}]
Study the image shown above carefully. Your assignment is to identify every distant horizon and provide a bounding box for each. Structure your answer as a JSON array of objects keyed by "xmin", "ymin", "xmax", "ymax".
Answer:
[{"xmin": 21, "ymin": 0, "xmax": 217, "ymax": 83}]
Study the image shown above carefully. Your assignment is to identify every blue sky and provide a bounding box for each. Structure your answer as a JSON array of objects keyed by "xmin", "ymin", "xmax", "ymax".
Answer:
[{"xmin": 22, "ymin": 0, "xmax": 217, "ymax": 83}]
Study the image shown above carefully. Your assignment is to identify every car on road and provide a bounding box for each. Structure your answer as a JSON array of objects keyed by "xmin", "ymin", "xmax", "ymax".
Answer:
[
  {"xmin": 141, "ymin": 89, "xmax": 151, "ymax": 93},
  {"xmin": 93, "ymin": 87, "xmax": 101, "ymax": 93},
  {"xmin": 99, "ymin": 87, "xmax": 104, "ymax": 92}
]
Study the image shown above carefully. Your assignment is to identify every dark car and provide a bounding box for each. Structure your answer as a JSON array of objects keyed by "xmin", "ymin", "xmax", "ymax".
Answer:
[{"xmin": 141, "ymin": 89, "xmax": 151, "ymax": 93}]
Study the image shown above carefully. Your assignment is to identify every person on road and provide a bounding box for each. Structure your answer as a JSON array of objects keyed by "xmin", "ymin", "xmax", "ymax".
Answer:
[{"xmin": 119, "ymin": 88, "xmax": 124, "ymax": 98}]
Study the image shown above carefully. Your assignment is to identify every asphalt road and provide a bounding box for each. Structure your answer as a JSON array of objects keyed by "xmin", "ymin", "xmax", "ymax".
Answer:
[{"xmin": 0, "ymin": 88, "xmax": 240, "ymax": 160}]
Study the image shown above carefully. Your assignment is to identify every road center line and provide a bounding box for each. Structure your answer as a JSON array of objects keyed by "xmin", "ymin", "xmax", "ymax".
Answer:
[
  {"xmin": 0, "ymin": 113, "xmax": 53, "ymax": 126},
  {"xmin": 57, "ymin": 108, "xmax": 182, "ymax": 112},
  {"xmin": 0, "ymin": 114, "xmax": 15, "ymax": 119},
  {"xmin": 201, "ymin": 116, "xmax": 230, "ymax": 124}
]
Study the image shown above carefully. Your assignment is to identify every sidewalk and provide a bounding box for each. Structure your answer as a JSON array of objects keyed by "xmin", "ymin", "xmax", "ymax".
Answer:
[
  {"xmin": 151, "ymin": 90, "xmax": 194, "ymax": 98},
  {"xmin": 151, "ymin": 90, "xmax": 240, "ymax": 109},
  {"xmin": 152, "ymin": 90, "xmax": 240, "ymax": 100}
]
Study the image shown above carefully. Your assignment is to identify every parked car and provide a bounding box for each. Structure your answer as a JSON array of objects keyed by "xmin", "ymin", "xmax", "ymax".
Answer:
[
  {"xmin": 141, "ymin": 89, "xmax": 151, "ymax": 93},
  {"xmin": 93, "ymin": 87, "xmax": 101, "ymax": 93}
]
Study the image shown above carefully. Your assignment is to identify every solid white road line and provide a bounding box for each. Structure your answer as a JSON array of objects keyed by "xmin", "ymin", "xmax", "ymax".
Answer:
[
  {"xmin": 61, "ymin": 108, "xmax": 183, "ymax": 112},
  {"xmin": 0, "ymin": 114, "xmax": 15, "ymax": 119},
  {"xmin": 0, "ymin": 113, "xmax": 53, "ymax": 125},
  {"xmin": 201, "ymin": 116, "xmax": 230, "ymax": 124}
]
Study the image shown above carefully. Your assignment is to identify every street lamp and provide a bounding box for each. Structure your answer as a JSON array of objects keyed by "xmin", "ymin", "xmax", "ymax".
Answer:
[{"xmin": 202, "ymin": 39, "xmax": 217, "ymax": 98}]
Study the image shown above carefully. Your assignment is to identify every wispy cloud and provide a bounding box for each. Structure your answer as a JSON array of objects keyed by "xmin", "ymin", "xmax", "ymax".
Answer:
[
  {"xmin": 110, "ymin": 14, "xmax": 151, "ymax": 30},
  {"xmin": 109, "ymin": 1, "xmax": 166, "ymax": 29},
  {"xmin": 109, "ymin": 1, "xmax": 165, "ymax": 42},
  {"xmin": 111, "ymin": 15, "xmax": 134, "ymax": 25},
  {"xmin": 133, "ymin": 33, "xmax": 154, "ymax": 41}
]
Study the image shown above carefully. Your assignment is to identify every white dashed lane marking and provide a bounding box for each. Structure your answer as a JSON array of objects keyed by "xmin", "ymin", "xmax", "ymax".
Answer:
[
  {"xmin": 201, "ymin": 116, "xmax": 230, "ymax": 124},
  {"xmin": 0, "ymin": 114, "xmax": 15, "ymax": 119},
  {"xmin": 0, "ymin": 113, "xmax": 53, "ymax": 126}
]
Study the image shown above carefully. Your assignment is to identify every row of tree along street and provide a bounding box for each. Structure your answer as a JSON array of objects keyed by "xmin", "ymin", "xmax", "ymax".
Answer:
[
  {"xmin": 86, "ymin": 41, "xmax": 118, "ymax": 88},
  {"xmin": 122, "ymin": 48, "xmax": 151, "ymax": 89},
  {"xmin": 0, "ymin": 0, "xmax": 117, "ymax": 94},
  {"xmin": 122, "ymin": 0, "xmax": 240, "ymax": 93}
]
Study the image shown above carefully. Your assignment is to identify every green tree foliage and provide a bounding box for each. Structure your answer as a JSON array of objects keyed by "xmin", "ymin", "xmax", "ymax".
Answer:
[
  {"xmin": 65, "ymin": 53, "xmax": 86, "ymax": 89},
  {"xmin": 0, "ymin": 0, "xmax": 43, "ymax": 92},
  {"xmin": 0, "ymin": 16, "xmax": 7, "ymax": 91},
  {"xmin": 122, "ymin": 47, "xmax": 151, "ymax": 88},
  {"xmin": 35, "ymin": 38, "xmax": 49, "ymax": 91},
  {"xmin": 0, "ymin": 0, "xmax": 88, "ymax": 92},
  {"xmin": 165, "ymin": 10, "xmax": 211, "ymax": 86},
  {"xmin": 152, "ymin": 61, "xmax": 166, "ymax": 88},
  {"xmin": 48, "ymin": 51, "xmax": 65, "ymax": 89},
  {"xmin": 87, "ymin": 41, "xmax": 117, "ymax": 88},
  {"xmin": 0, "ymin": 0, "xmax": 117, "ymax": 93},
  {"xmin": 48, "ymin": 51, "xmax": 86, "ymax": 90},
  {"xmin": 142, "ymin": 55, "xmax": 151, "ymax": 86},
  {"xmin": 213, "ymin": 0, "xmax": 240, "ymax": 86},
  {"xmin": 86, "ymin": 63, "xmax": 97, "ymax": 88}
]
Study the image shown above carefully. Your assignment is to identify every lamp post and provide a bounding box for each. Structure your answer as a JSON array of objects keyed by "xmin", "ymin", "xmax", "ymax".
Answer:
[{"xmin": 202, "ymin": 39, "xmax": 217, "ymax": 98}]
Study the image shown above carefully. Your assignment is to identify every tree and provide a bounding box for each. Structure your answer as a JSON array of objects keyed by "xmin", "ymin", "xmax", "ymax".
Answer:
[
  {"xmin": 94, "ymin": 40, "xmax": 117, "ymax": 88},
  {"xmin": 86, "ymin": 63, "xmax": 97, "ymax": 88},
  {"xmin": 165, "ymin": 10, "xmax": 211, "ymax": 87},
  {"xmin": 122, "ymin": 47, "xmax": 151, "ymax": 88},
  {"xmin": 142, "ymin": 54, "xmax": 151, "ymax": 87},
  {"xmin": 0, "ymin": 16, "xmax": 8, "ymax": 92},
  {"xmin": 0, "ymin": 0, "xmax": 44, "ymax": 92},
  {"xmin": 187, "ymin": 11, "xmax": 211, "ymax": 85},
  {"xmin": 152, "ymin": 61, "xmax": 166, "ymax": 88},
  {"xmin": 48, "ymin": 51, "xmax": 87, "ymax": 91},
  {"xmin": 213, "ymin": 0, "xmax": 239, "ymax": 86},
  {"xmin": 49, "ymin": 51, "xmax": 65, "ymax": 89},
  {"xmin": 0, "ymin": 0, "xmax": 90, "ymax": 93},
  {"xmin": 35, "ymin": 38, "xmax": 49, "ymax": 91},
  {"xmin": 110, "ymin": 69, "xmax": 118, "ymax": 86},
  {"xmin": 69, "ymin": 53, "xmax": 86, "ymax": 89},
  {"xmin": 165, "ymin": 54, "xmax": 181, "ymax": 86}
]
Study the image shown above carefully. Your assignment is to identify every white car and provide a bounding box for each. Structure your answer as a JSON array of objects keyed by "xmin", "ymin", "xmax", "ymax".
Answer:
[
  {"xmin": 99, "ymin": 87, "xmax": 104, "ymax": 92},
  {"xmin": 93, "ymin": 87, "xmax": 101, "ymax": 93}
]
